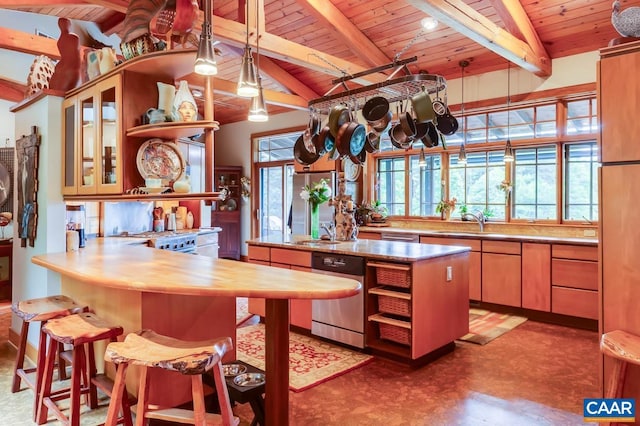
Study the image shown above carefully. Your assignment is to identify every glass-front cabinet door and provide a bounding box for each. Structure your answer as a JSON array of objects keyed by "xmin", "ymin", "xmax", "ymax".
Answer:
[
  {"xmin": 61, "ymin": 97, "xmax": 77, "ymax": 195},
  {"xmin": 97, "ymin": 76, "xmax": 122, "ymax": 193},
  {"xmin": 62, "ymin": 74, "xmax": 122, "ymax": 195},
  {"xmin": 77, "ymin": 92, "xmax": 96, "ymax": 194}
]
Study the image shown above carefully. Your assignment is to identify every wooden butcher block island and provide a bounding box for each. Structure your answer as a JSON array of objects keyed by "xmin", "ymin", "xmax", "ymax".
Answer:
[
  {"xmin": 32, "ymin": 238, "xmax": 360, "ymax": 426},
  {"xmin": 247, "ymin": 235, "xmax": 471, "ymax": 366}
]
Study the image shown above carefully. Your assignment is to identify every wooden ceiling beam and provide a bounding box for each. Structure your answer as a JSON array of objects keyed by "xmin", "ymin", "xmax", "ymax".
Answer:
[
  {"xmin": 0, "ymin": 77, "xmax": 27, "ymax": 103},
  {"xmin": 489, "ymin": 0, "xmax": 551, "ymax": 68},
  {"xmin": 181, "ymin": 75, "xmax": 308, "ymax": 110},
  {"xmin": 255, "ymin": 54, "xmax": 320, "ymax": 102},
  {"xmin": 98, "ymin": 11, "xmax": 125, "ymax": 36},
  {"xmin": 82, "ymin": 0, "xmax": 127, "ymax": 14},
  {"xmin": 405, "ymin": 0, "xmax": 551, "ymax": 77},
  {"xmin": 0, "ymin": 27, "xmax": 60, "ymax": 60},
  {"xmin": 298, "ymin": 0, "xmax": 392, "ymax": 68}
]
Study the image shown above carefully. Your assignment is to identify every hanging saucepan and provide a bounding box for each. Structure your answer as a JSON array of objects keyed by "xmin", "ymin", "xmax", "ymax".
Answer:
[
  {"xmin": 411, "ymin": 86, "xmax": 436, "ymax": 123},
  {"xmin": 308, "ymin": 112, "xmax": 321, "ymax": 136},
  {"xmin": 389, "ymin": 122, "xmax": 413, "ymax": 150},
  {"xmin": 362, "ymin": 96, "xmax": 392, "ymax": 132},
  {"xmin": 435, "ymin": 108, "xmax": 459, "ymax": 136},
  {"xmin": 364, "ymin": 130, "xmax": 380, "ymax": 153},
  {"xmin": 313, "ymin": 127, "xmax": 328, "ymax": 156},
  {"xmin": 420, "ymin": 122, "xmax": 440, "ymax": 148},
  {"xmin": 337, "ymin": 121, "xmax": 366, "ymax": 158},
  {"xmin": 350, "ymin": 143, "xmax": 367, "ymax": 165},
  {"xmin": 413, "ymin": 119, "xmax": 429, "ymax": 142},
  {"xmin": 328, "ymin": 104, "xmax": 351, "ymax": 138},
  {"xmin": 293, "ymin": 134, "xmax": 320, "ymax": 165},
  {"xmin": 399, "ymin": 102, "xmax": 417, "ymax": 139}
]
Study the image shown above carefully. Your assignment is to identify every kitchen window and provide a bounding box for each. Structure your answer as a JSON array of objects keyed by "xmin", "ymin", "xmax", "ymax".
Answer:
[
  {"xmin": 512, "ymin": 146, "xmax": 558, "ymax": 220},
  {"xmin": 449, "ymin": 151, "xmax": 506, "ymax": 219},
  {"xmin": 564, "ymin": 141, "xmax": 599, "ymax": 221},
  {"xmin": 409, "ymin": 153, "xmax": 441, "ymax": 216},
  {"xmin": 377, "ymin": 156, "xmax": 406, "ymax": 215}
]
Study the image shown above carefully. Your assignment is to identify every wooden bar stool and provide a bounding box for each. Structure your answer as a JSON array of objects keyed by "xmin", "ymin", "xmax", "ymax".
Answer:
[
  {"xmin": 11, "ymin": 295, "xmax": 86, "ymax": 394},
  {"xmin": 36, "ymin": 312, "xmax": 124, "ymax": 426},
  {"xmin": 600, "ymin": 330, "xmax": 640, "ymax": 400},
  {"xmin": 104, "ymin": 329, "xmax": 239, "ymax": 426}
]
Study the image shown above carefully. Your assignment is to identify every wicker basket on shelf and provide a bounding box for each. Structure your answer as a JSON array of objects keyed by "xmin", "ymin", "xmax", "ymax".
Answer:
[
  {"xmin": 377, "ymin": 295, "xmax": 411, "ymax": 317},
  {"xmin": 376, "ymin": 267, "xmax": 411, "ymax": 288},
  {"xmin": 378, "ymin": 322, "xmax": 411, "ymax": 346}
]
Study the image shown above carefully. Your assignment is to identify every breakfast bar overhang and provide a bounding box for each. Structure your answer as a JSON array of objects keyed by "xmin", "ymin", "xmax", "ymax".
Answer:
[{"xmin": 31, "ymin": 240, "xmax": 361, "ymax": 426}]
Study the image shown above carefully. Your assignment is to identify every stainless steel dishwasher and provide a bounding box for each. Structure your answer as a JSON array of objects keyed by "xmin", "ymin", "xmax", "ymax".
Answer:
[{"xmin": 311, "ymin": 252, "xmax": 366, "ymax": 348}]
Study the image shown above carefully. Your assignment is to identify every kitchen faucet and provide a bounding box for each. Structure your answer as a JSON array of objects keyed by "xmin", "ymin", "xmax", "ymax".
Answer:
[
  {"xmin": 321, "ymin": 222, "xmax": 336, "ymax": 241},
  {"xmin": 462, "ymin": 211, "xmax": 485, "ymax": 232}
]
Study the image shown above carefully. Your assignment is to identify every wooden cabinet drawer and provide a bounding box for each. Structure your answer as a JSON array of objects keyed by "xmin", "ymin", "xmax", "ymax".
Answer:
[
  {"xmin": 551, "ymin": 244, "xmax": 597, "ymax": 261},
  {"xmin": 270, "ymin": 248, "xmax": 311, "ymax": 267},
  {"xmin": 552, "ymin": 259, "xmax": 598, "ymax": 290},
  {"xmin": 482, "ymin": 240, "xmax": 521, "ymax": 255},
  {"xmin": 420, "ymin": 236, "xmax": 481, "ymax": 251},
  {"xmin": 248, "ymin": 245, "xmax": 270, "ymax": 262},
  {"xmin": 551, "ymin": 286, "xmax": 598, "ymax": 319},
  {"xmin": 358, "ymin": 231, "xmax": 381, "ymax": 240}
]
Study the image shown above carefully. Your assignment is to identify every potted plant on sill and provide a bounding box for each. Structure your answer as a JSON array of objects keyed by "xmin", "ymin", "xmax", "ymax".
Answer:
[
  {"xmin": 459, "ymin": 204, "xmax": 469, "ymax": 220},
  {"xmin": 436, "ymin": 198, "xmax": 457, "ymax": 220},
  {"xmin": 358, "ymin": 200, "xmax": 388, "ymax": 224}
]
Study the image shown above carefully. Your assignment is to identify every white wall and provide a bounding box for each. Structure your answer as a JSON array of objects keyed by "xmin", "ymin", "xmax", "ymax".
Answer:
[{"xmin": 12, "ymin": 94, "xmax": 66, "ymax": 347}]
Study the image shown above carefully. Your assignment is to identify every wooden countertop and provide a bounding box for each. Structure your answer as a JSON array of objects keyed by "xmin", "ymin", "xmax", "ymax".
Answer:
[
  {"xmin": 247, "ymin": 235, "xmax": 471, "ymax": 262},
  {"xmin": 31, "ymin": 242, "xmax": 361, "ymax": 300},
  {"xmin": 360, "ymin": 226, "xmax": 598, "ymax": 246}
]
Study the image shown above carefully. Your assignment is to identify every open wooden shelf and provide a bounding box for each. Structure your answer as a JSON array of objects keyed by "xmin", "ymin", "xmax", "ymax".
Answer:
[
  {"xmin": 63, "ymin": 191, "xmax": 225, "ymax": 202},
  {"xmin": 126, "ymin": 120, "xmax": 219, "ymax": 139}
]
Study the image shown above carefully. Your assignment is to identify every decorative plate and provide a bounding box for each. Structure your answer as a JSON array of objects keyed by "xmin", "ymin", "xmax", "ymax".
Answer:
[
  {"xmin": 342, "ymin": 156, "xmax": 361, "ymax": 182},
  {"xmin": 136, "ymin": 139, "xmax": 185, "ymax": 185}
]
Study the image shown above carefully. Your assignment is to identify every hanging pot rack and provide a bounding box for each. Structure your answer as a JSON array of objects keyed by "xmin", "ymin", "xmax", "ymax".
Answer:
[{"xmin": 308, "ymin": 57, "xmax": 448, "ymax": 115}]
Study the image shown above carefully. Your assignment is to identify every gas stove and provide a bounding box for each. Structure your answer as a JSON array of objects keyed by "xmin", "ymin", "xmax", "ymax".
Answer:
[{"xmin": 118, "ymin": 230, "xmax": 198, "ymax": 253}]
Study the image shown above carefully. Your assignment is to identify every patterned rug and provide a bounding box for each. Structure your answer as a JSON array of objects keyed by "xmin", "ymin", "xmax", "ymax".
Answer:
[
  {"xmin": 236, "ymin": 297, "xmax": 253, "ymax": 326},
  {"xmin": 458, "ymin": 308, "xmax": 528, "ymax": 345},
  {"xmin": 236, "ymin": 323, "xmax": 374, "ymax": 392}
]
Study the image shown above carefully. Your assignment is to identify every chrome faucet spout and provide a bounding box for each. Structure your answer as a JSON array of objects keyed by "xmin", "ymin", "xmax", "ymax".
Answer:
[
  {"xmin": 321, "ymin": 222, "xmax": 336, "ymax": 241},
  {"xmin": 462, "ymin": 212, "xmax": 485, "ymax": 232}
]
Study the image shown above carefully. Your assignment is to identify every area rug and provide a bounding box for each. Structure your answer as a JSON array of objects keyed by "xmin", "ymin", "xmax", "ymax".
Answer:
[
  {"xmin": 458, "ymin": 308, "xmax": 528, "ymax": 345},
  {"xmin": 236, "ymin": 297, "xmax": 253, "ymax": 326},
  {"xmin": 236, "ymin": 323, "xmax": 374, "ymax": 392}
]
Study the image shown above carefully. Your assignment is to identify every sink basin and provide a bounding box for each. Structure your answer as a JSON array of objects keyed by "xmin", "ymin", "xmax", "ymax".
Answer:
[{"xmin": 292, "ymin": 239, "xmax": 338, "ymax": 245}]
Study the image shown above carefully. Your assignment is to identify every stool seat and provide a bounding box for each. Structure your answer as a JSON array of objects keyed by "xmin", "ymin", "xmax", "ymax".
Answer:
[
  {"xmin": 12, "ymin": 295, "xmax": 85, "ymax": 322},
  {"xmin": 11, "ymin": 294, "xmax": 86, "ymax": 422},
  {"xmin": 37, "ymin": 312, "xmax": 125, "ymax": 426},
  {"xmin": 105, "ymin": 329, "xmax": 230, "ymax": 375},
  {"xmin": 601, "ymin": 330, "xmax": 640, "ymax": 365},
  {"xmin": 104, "ymin": 330, "xmax": 238, "ymax": 426},
  {"xmin": 600, "ymin": 329, "xmax": 640, "ymax": 409}
]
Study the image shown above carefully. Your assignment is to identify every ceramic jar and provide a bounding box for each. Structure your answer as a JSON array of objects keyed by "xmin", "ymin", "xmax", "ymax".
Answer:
[{"xmin": 157, "ymin": 82, "xmax": 177, "ymax": 121}]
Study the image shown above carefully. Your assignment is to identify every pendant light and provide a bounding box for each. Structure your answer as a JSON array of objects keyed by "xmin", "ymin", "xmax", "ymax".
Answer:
[
  {"xmin": 458, "ymin": 60, "xmax": 468, "ymax": 165},
  {"xmin": 248, "ymin": 0, "xmax": 268, "ymax": 122},
  {"xmin": 237, "ymin": 0, "xmax": 259, "ymax": 97},
  {"xmin": 194, "ymin": 0, "xmax": 218, "ymax": 75},
  {"xmin": 418, "ymin": 147, "xmax": 426, "ymax": 168},
  {"xmin": 504, "ymin": 62, "xmax": 514, "ymax": 162}
]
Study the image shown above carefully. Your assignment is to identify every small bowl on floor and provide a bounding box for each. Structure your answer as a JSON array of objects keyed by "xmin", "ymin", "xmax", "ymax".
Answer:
[
  {"xmin": 223, "ymin": 364, "xmax": 247, "ymax": 377},
  {"xmin": 233, "ymin": 372, "xmax": 265, "ymax": 387}
]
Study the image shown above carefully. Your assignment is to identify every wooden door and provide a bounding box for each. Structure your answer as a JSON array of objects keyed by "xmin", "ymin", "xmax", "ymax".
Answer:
[
  {"xmin": 522, "ymin": 243, "xmax": 551, "ymax": 311},
  {"xmin": 482, "ymin": 253, "xmax": 521, "ymax": 307}
]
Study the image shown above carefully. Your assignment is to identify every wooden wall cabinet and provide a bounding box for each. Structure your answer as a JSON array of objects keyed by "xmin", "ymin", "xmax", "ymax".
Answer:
[
  {"xmin": 62, "ymin": 74, "xmax": 122, "ymax": 195},
  {"xmin": 212, "ymin": 166, "xmax": 242, "ymax": 260}
]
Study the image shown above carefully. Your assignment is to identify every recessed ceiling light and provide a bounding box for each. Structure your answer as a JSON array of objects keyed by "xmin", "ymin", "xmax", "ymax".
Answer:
[{"xmin": 421, "ymin": 17, "xmax": 438, "ymax": 31}]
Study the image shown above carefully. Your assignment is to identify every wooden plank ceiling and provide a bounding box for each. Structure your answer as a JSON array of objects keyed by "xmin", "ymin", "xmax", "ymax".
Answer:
[{"xmin": 0, "ymin": 0, "xmax": 624, "ymax": 125}]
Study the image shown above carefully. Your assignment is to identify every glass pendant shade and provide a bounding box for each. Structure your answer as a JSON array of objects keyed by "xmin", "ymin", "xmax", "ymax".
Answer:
[
  {"xmin": 418, "ymin": 147, "xmax": 427, "ymax": 168},
  {"xmin": 248, "ymin": 82, "xmax": 268, "ymax": 122},
  {"xmin": 504, "ymin": 139, "xmax": 514, "ymax": 162},
  {"xmin": 458, "ymin": 144, "xmax": 467, "ymax": 165},
  {"xmin": 237, "ymin": 47, "xmax": 259, "ymax": 97},
  {"xmin": 194, "ymin": 33, "xmax": 218, "ymax": 75}
]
